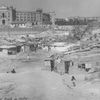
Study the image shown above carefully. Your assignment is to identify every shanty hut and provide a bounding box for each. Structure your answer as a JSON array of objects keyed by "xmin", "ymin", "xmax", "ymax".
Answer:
[
  {"xmin": 21, "ymin": 42, "xmax": 38, "ymax": 53},
  {"xmin": 55, "ymin": 54, "xmax": 78, "ymax": 75},
  {"xmin": 0, "ymin": 45, "xmax": 21, "ymax": 56},
  {"xmin": 43, "ymin": 53, "xmax": 60, "ymax": 71},
  {"xmin": 43, "ymin": 53, "xmax": 56, "ymax": 71},
  {"xmin": 43, "ymin": 53, "xmax": 64, "ymax": 73},
  {"xmin": 44, "ymin": 58, "xmax": 54, "ymax": 71}
]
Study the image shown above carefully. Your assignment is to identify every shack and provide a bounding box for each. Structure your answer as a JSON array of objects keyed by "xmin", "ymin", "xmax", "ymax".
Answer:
[
  {"xmin": 0, "ymin": 45, "xmax": 21, "ymax": 55},
  {"xmin": 44, "ymin": 58, "xmax": 55, "ymax": 71},
  {"xmin": 43, "ymin": 54, "xmax": 60, "ymax": 71},
  {"xmin": 55, "ymin": 54, "xmax": 78, "ymax": 75},
  {"xmin": 43, "ymin": 53, "xmax": 63, "ymax": 73},
  {"xmin": 22, "ymin": 42, "xmax": 39, "ymax": 53}
]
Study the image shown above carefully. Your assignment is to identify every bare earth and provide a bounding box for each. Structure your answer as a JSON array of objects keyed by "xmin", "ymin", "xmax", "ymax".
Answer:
[{"xmin": 0, "ymin": 50, "xmax": 100, "ymax": 100}]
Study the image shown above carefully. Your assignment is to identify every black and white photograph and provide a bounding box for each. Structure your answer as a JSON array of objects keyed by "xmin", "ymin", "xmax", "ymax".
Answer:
[{"xmin": 0, "ymin": 0, "xmax": 100, "ymax": 100}]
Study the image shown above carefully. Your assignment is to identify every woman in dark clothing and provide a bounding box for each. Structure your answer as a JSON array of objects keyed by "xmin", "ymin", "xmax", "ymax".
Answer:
[{"xmin": 11, "ymin": 68, "xmax": 16, "ymax": 73}]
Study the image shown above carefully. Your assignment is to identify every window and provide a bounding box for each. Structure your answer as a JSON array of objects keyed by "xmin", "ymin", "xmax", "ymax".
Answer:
[
  {"xmin": 16, "ymin": 19, "xmax": 19, "ymax": 21},
  {"xmin": 20, "ymin": 19, "xmax": 23, "ymax": 21}
]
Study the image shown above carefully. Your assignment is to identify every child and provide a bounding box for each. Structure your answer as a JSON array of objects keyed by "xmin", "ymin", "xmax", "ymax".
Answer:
[{"xmin": 71, "ymin": 76, "xmax": 76, "ymax": 87}]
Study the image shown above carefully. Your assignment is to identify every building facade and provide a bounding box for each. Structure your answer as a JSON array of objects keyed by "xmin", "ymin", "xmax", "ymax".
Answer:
[
  {"xmin": 55, "ymin": 17, "xmax": 100, "ymax": 25},
  {"xmin": 0, "ymin": 6, "xmax": 51, "ymax": 26}
]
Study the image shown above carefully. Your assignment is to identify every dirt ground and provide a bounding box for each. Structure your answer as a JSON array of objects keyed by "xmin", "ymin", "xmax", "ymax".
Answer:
[{"xmin": 0, "ymin": 50, "xmax": 100, "ymax": 100}]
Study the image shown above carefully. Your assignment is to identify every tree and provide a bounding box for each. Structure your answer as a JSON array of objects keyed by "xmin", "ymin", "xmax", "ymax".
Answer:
[{"xmin": 71, "ymin": 25, "xmax": 92, "ymax": 41}]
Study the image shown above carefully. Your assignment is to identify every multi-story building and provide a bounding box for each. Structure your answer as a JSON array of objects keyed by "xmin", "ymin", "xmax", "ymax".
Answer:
[
  {"xmin": 0, "ymin": 6, "xmax": 51, "ymax": 26},
  {"xmin": 55, "ymin": 17, "xmax": 100, "ymax": 25},
  {"xmin": 42, "ymin": 13, "xmax": 51, "ymax": 25}
]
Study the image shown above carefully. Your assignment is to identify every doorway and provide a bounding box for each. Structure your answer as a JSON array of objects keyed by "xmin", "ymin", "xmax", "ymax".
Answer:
[
  {"xmin": 50, "ymin": 60, "xmax": 55, "ymax": 71},
  {"xmin": 65, "ymin": 61, "xmax": 70, "ymax": 74},
  {"xmin": 2, "ymin": 19, "xmax": 5, "ymax": 25}
]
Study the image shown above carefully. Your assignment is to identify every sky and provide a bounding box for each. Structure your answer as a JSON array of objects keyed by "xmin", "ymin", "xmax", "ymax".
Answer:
[{"xmin": 0, "ymin": 0, "xmax": 100, "ymax": 18}]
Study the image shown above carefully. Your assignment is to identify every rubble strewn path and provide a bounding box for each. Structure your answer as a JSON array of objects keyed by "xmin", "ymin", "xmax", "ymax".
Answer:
[{"xmin": 0, "ymin": 67, "xmax": 87, "ymax": 100}]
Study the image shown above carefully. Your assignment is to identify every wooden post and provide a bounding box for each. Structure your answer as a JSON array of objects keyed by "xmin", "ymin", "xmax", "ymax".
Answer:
[{"xmin": 50, "ymin": 60, "xmax": 55, "ymax": 71}]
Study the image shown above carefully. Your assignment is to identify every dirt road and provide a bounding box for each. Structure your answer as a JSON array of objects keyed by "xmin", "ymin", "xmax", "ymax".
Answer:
[{"xmin": 0, "ymin": 50, "xmax": 100, "ymax": 100}]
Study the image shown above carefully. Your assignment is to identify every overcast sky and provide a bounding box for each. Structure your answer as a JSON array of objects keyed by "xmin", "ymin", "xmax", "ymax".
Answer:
[{"xmin": 0, "ymin": 0, "xmax": 100, "ymax": 18}]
